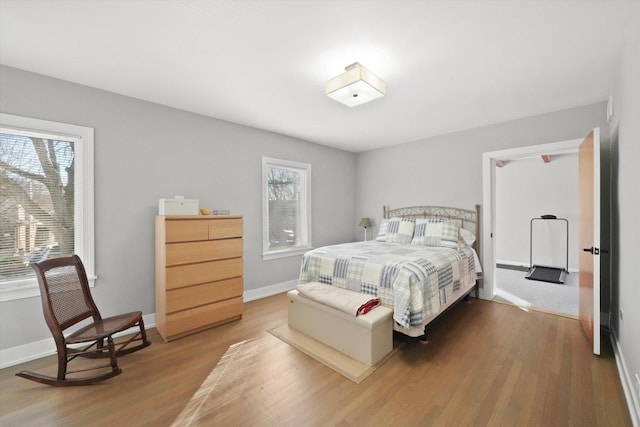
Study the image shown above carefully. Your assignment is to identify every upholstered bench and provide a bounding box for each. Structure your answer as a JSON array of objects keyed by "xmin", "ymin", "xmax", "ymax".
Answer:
[{"xmin": 287, "ymin": 288, "xmax": 393, "ymax": 366}]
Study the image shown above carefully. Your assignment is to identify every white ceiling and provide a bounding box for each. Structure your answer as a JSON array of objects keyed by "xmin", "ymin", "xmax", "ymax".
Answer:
[{"xmin": 0, "ymin": 1, "xmax": 636, "ymax": 152}]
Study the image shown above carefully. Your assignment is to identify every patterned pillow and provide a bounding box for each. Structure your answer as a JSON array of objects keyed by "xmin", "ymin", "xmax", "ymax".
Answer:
[
  {"xmin": 375, "ymin": 218, "xmax": 389, "ymax": 241},
  {"xmin": 412, "ymin": 218, "xmax": 442, "ymax": 246},
  {"xmin": 440, "ymin": 220, "xmax": 460, "ymax": 248},
  {"xmin": 412, "ymin": 218, "xmax": 459, "ymax": 247},
  {"xmin": 384, "ymin": 217, "xmax": 416, "ymax": 243}
]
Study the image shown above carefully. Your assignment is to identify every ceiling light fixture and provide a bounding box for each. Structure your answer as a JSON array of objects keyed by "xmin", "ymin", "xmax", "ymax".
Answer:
[{"xmin": 326, "ymin": 62, "xmax": 385, "ymax": 107}]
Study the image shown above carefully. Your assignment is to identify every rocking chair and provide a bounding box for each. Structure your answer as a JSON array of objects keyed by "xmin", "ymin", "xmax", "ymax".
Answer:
[{"xmin": 16, "ymin": 255, "xmax": 151, "ymax": 386}]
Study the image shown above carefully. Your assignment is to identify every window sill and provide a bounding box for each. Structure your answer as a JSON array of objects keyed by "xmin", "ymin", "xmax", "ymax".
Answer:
[
  {"xmin": 0, "ymin": 276, "xmax": 97, "ymax": 302},
  {"xmin": 262, "ymin": 247, "xmax": 311, "ymax": 261}
]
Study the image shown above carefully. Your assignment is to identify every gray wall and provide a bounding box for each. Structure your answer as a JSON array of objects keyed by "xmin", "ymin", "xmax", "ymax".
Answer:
[
  {"xmin": 0, "ymin": 65, "xmax": 356, "ymax": 351},
  {"xmin": 609, "ymin": 4, "xmax": 640, "ymax": 415},
  {"xmin": 495, "ymin": 154, "xmax": 579, "ymax": 270}
]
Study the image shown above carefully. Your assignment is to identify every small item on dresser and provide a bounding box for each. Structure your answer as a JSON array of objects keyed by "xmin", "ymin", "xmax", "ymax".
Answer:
[
  {"xmin": 212, "ymin": 210, "xmax": 231, "ymax": 215},
  {"xmin": 158, "ymin": 197, "xmax": 199, "ymax": 215},
  {"xmin": 200, "ymin": 208, "xmax": 211, "ymax": 215}
]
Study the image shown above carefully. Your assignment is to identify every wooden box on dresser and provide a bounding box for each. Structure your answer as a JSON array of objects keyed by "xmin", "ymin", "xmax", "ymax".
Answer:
[{"xmin": 155, "ymin": 215, "xmax": 243, "ymax": 342}]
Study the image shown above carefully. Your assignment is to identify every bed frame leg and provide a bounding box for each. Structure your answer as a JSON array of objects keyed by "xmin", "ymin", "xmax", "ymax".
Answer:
[
  {"xmin": 464, "ymin": 286, "xmax": 478, "ymax": 303},
  {"xmin": 419, "ymin": 326, "xmax": 429, "ymax": 343}
]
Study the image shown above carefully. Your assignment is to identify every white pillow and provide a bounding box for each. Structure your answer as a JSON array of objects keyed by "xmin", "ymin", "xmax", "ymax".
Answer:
[{"xmin": 459, "ymin": 228, "xmax": 476, "ymax": 246}]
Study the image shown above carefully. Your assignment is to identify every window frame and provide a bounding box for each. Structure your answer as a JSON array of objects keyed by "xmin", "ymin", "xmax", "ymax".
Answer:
[
  {"xmin": 262, "ymin": 157, "xmax": 311, "ymax": 260},
  {"xmin": 0, "ymin": 113, "xmax": 95, "ymax": 301}
]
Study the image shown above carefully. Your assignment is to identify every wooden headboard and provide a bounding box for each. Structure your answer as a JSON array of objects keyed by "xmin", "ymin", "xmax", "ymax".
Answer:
[{"xmin": 383, "ymin": 204, "xmax": 481, "ymax": 259}]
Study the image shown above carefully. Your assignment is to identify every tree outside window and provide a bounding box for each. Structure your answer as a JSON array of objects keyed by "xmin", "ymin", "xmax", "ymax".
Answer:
[
  {"xmin": 262, "ymin": 157, "xmax": 311, "ymax": 259},
  {"xmin": 0, "ymin": 133, "xmax": 75, "ymax": 282},
  {"xmin": 0, "ymin": 114, "xmax": 94, "ymax": 301},
  {"xmin": 268, "ymin": 167, "xmax": 300, "ymax": 249}
]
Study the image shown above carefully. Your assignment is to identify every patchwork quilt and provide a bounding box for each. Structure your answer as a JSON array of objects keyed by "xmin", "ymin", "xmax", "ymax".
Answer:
[{"xmin": 298, "ymin": 241, "xmax": 477, "ymax": 329}]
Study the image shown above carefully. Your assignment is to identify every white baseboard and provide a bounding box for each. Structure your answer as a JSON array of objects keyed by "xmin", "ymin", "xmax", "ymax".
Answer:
[
  {"xmin": 610, "ymin": 331, "xmax": 640, "ymax": 427},
  {"xmin": 0, "ymin": 313, "xmax": 156, "ymax": 370},
  {"xmin": 496, "ymin": 259, "xmax": 529, "ymax": 269},
  {"xmin": 243, "ymin": 279, "xmax": 297, "ymax": 302},
  {"xmin": 1, "ymin": 280, "xmax": 299, "ymax": 369},
  {"xmin": 0, "ymin": 337, "xmax": 57, "ymax": 370}
]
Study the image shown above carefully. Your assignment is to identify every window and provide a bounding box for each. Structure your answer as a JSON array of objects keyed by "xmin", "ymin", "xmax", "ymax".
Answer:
[
  {"xmin": 262, "ymin": 157, "xmax": 311, "ymax": 260},
  {"xmin": 0, "ymin": 114, "xmax": 94, "ymax": 301}
]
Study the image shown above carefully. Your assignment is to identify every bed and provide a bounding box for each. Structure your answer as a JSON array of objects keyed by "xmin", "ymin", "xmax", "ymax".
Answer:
[{"xmin": 298, "ymin": 205, "xmax": 481, "ymax": 337}]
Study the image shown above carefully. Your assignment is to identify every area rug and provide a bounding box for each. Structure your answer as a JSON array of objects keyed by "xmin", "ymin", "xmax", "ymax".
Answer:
[{"xmin": 268, "ymin": 323, "xmax": 401, "ymax": 384}]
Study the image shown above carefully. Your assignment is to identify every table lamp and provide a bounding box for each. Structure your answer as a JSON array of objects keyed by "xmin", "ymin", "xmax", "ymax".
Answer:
[{"xmin": 359, "ymin": 217, "xmax": 372, "ymax": 241}]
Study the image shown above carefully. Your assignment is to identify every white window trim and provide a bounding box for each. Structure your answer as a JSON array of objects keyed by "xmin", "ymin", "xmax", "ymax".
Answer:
[
  {"xmin": 262, "ymin": 157, "xmax": 311, "ymax": 260},
  {"xmin": 0, "ymin": 113, "xmax": 95, "ymax": 302}
]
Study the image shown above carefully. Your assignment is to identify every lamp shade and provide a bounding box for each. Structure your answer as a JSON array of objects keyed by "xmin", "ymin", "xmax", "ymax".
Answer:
[
  {"xmin": 326, "ymin": 63, "xmax": 385, "ymax": 107},
  {"xmin": 358, "ymin": 217, "xmax": 372, "ymax": 228}
]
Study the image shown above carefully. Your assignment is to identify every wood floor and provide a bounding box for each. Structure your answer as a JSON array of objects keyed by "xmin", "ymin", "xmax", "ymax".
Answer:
[{"xmin": 0, "ymin": 294, "xmax": 631, "ymax": 426}]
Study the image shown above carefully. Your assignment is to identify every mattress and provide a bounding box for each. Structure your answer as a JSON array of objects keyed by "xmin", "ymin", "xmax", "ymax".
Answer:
[{"xmin": 298, "ymin": 241, "xmax": 478, "ymax": 332}]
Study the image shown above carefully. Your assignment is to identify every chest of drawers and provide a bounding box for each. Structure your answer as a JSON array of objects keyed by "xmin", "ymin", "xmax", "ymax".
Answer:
[{"xmin": 155, "ymin": 215, "xmax": 243, "ymax": 342}]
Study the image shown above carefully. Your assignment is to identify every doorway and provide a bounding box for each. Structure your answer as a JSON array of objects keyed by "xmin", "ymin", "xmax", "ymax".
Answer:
[
  {"xmin": 493, "ymin": 152, "xmax": 579, "ymax": 317},
  {"xmin": 481, "ymin": 138, "xmax": 582, "ymax": 305}
]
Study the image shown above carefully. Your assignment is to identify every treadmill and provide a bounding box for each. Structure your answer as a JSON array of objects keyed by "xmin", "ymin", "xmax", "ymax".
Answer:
[{"xmin": 525, "ymin": 215, "xmax": 568, "ymax": 284}]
